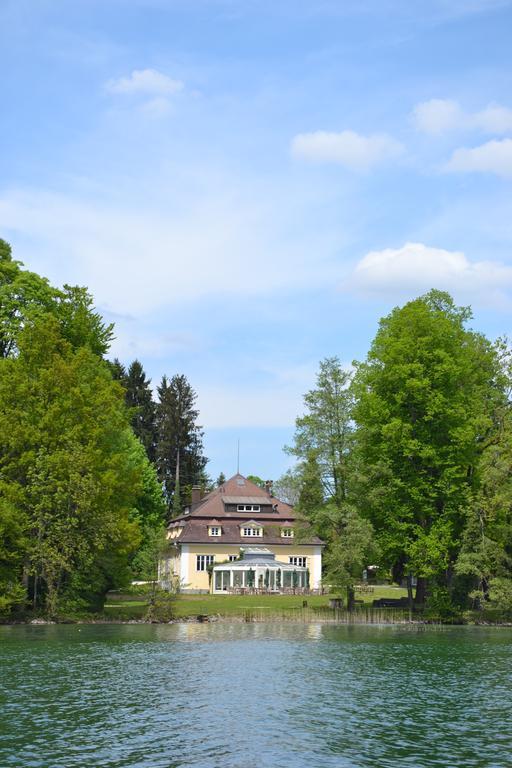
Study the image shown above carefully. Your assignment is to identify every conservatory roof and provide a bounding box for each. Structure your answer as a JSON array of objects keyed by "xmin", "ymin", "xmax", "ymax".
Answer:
[
  {"xmin": 212, "ymin": 560, "xmax": 307, "ymax": 571},
  {"xmin": 213, "ymin": 550, "xmax": 307, "ymax": 571}
]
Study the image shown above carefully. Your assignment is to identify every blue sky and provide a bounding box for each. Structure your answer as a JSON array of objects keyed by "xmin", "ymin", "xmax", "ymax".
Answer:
[{"xmin": 2, "ymin": 0, "xmax": 512, "ymax": 481}]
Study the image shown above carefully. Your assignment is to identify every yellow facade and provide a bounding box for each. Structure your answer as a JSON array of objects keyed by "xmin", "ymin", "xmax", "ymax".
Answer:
[{"xmin": 167, "ymin": 542, "xmax": 322, "ymax": 592}]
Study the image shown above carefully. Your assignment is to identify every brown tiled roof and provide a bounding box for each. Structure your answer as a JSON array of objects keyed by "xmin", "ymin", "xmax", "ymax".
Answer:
[
  {"xmin": 176, "ymin": 518, "xmax": 323, "ymax": 546},
  {"xmin": 170, "ymin": 473, "xmax": 323, "ymax": 546},
  {"xmin": 173, "ymin": 474, "xmax": 295, "ymax": 521}
]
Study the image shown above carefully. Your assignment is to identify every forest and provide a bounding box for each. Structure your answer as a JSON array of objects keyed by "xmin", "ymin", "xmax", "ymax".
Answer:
[{"xmin": 1, "ymin": 238, "xmax": 511, "ymax": 620}]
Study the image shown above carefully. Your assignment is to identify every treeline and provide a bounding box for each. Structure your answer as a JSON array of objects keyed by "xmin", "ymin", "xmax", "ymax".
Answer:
[
  {"xmin": 281, "ymin": 290, "xmax": 512, "ymax": 619},
  {"xmin": 0, "ymin": 239, "xmax": 207, "ymax": 618},
  {"xmin": 107, "ymin": 360, "xmax": 208, "ymax": 515}
]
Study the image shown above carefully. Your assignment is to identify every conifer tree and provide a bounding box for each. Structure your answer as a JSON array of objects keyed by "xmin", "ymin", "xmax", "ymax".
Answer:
[
  {"xmin": 125, "ymin": 360, "xmax": 156, "ymax": 461},
  {"xmin": 108, "ymin": 358, "xmax": 127, "ymax": 382},
  {"xmin": 155, "ymin": 374, "xmax": 208, "ymax": 515}
]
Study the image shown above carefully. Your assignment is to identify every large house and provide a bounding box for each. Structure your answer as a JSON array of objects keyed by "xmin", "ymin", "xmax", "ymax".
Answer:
[{"xmin": 160, "ymin": 473, "xmax": 323, "ymax": 593}]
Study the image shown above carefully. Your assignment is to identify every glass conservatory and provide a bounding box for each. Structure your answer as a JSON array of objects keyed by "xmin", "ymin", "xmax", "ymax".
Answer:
[{"xmin": 212, "ymin": 548, "xmax": 309, "ymax": 594}]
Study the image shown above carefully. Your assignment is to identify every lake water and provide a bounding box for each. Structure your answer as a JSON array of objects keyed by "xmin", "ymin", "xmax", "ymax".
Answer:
[{"xmin": 1, "ymin": 623, "xmax": 511, "ymax": 768}]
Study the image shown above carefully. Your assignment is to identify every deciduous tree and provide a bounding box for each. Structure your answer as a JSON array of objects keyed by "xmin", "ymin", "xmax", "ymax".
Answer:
[{"xmin": 352, "ymin": 290, "xmax": 503, "ymax": 604}]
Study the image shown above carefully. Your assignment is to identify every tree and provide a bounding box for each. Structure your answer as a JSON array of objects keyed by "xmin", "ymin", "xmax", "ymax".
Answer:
[
  {"xmin": 155, "ymin": 374, "xmax": 208, "ymax": 515},
  {"xmin": 287, "ymin": 358, "xmax": 353, "ymax": 505},
  {"xmin": 0, "ymin": 239, "xmax": 113, "ymax": 358},
  {"xmin": 247, "ymin": 475, "xmax": 264, "ymax": 488},
  {"xmin": 321, "ymin": 505, "xmax": 376, "ymax": 609},
  {"xmin": 124, "ymin": 360, "xmax": 157, "ymax": 461},
  {"xmin": 216, "ymin": 472, "xmax": 226, "ymax": 486},
  {"xmin": 0, "ymin": 498, "xmax": 28, "ymax": 616},
  {"xmin": 454, "ymin": 341, "xmax": 512, "ymax": 609},
  {"xmin": 272, "ymin": 468, "xmax": 302, "ymax": 506},
  {"xmin": 107, "ymin": 358, "xmax": 127, "ymax": 382},
  {"xmin": 352, "ymin": 290, "xmax": 503, "ymax": 605},
  {"xmin": 296, "ymin": 452, "xmax": 324, "ymax": 519},
  {"xmin": 0, "ymin": 316, "xmax": 145, "ymax": 615},
  {"xmin": 0, "ymin": 239, "xmax": 56, "ymax": 358}
]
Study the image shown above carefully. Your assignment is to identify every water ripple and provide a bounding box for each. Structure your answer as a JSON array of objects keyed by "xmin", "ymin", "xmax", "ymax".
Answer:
[{"xmin": 0, "ymin": 624, "xmax": 511, "ymax": 767}]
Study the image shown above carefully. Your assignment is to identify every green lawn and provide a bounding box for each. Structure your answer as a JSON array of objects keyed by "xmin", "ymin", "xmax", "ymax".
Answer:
[{"xmin": 103, "ymin": 585, "xmax": 407, "ymax": 620}]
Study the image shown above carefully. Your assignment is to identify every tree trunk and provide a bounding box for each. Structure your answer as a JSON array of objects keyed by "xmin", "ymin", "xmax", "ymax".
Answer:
[
  {"xmin": 406, "ymin": 574, "xmax": 414, "ymax": 619},
  {"xmin": 415, "ymin": 576, "xmax": 427, "ymax": 606}
]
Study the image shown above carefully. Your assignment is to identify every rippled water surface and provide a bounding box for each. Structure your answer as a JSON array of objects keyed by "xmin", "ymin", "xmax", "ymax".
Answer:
[{"xmin": 1, "ymin": 623, "xmax": 512, "ymax": 767}]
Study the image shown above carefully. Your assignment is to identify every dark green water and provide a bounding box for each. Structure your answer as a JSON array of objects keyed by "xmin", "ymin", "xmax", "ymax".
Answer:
[{"xmin": 1, "ymin": 624, "xmax": 511, "ymax": 768}]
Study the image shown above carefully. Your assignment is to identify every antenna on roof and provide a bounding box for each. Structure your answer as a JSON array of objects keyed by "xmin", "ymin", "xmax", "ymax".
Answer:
[{"xmin": 237, "ymin": 438, "xmax": 240, "ymax": 474}]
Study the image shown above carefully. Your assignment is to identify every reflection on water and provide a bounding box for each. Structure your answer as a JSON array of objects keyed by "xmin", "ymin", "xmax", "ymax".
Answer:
[{"xmin": 1, "ymin": 623, "xmax": 511, "ymax": 768}]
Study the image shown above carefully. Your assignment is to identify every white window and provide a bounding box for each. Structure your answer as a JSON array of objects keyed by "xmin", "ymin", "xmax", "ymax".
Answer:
[
  {"xmin": 196, "ymin": 555, "xmax": 215, "ymax": 571},
  {"xmin": 281, "ymin": 528, "xmax": 294, "ymax": 538},
  {"xmin": 228, "ymin": 555, "xmax": 238, "ymax": 562},
  {"xmin": 237, "ymin": 504, "xmax": 261, "ymax": 512},
  {"xmin": 289, "ymin": 556, "xmax": 307, "ymax": 567},
  {"xmin": 209, "ymin": 526, "xmax": 221, "ymax": 536},
  {"xmin": 242, "ymin": 527, "xmax": 262, "ymax": 537}
]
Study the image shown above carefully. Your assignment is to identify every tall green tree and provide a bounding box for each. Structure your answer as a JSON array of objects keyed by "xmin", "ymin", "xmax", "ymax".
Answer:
[
  {"xmin": 0, "ymin": 316, "xmax": 144, "ymax": 615},
  {"xmin": 287, "ymin": 357, "xmax": 353, "ymax": 504},
  {"xmin": 155, "ymin": 374, "xmax": 208, "ymax": 515},
  {"xmin": 124, "ymin": 360, "xmax": 157, "ymax": 461},
  {"xmin": 454, "ymin": 341, "xmax": 512, "ymax": 610},
  {"xmin": 352, "ymin": 290, "xmax": 503, "ymax": 604}
]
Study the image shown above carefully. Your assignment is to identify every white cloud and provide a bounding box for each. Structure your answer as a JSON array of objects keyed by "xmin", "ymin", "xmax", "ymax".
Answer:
[
  {"xmin": 105, "ymin": 68, "xmax": 184, "ymax": 96},
  {"xmin": 413, "ymin": 98, "xmax": 512, "ymax": 135},
  {"xmin": 0, "ymin": 186, "xmax": 337, "ymax": 316},
  {"xmin": 139, "ymin": 96, "xmax": 172, "ymax": 117},
  {"xmin": 444, "ymin": 138, "xmax": 512, "ymax": 177},
  {"xmin": 412, "ymin": 99, "xmax": 464, "ymax": 135},
  {"xmin": 290, "ymin": 130, "xmax": 404, "ymax": 171},
  {"xmin": 348, "ymin": 241, "xmax": 512, "ymax": 303}
]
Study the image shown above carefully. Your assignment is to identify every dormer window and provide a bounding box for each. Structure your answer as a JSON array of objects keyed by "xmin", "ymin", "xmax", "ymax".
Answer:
[
  {"xmin": 281, "ymin": 528, "xmax": 294, "ymax": 538},
  {"xmin": 237, "ymin": 504, "xmax": 260, "ymax": 512},
  {"xmin": 242, "ymin": 526, "xmax": 263, "ymax": 537},
  {"xmin": 209, "ymin": 526, "xmax": 221, "ymax": 536}
]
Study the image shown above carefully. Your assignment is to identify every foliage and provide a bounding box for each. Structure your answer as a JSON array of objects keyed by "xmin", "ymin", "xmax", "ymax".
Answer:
[
  {"xmin": 287, "ymin": 357, "xmax": 353, "ymax": 503},
  {"xmin": 131, "ymin": 525, "xmax": 169, "ymax": 582},
  {"xmin": 0, "ymin": 499, "xmax": 28, "ymax": 615},
  {"xmin": 487, "ymin": 578, "xmax": 512, "ymax": 613},
  {"xmin": 246, "ymin": 474, "xmax": 264, "ymax": 488},
  {"xmin": 272, "ymin": 468, "xmax": 302, "ymax": 506},
  {"xmin": 0, "ymin": 316, "xmax": 144, "ymax": 616},
  {"xmin": 124, "ymin": 360, "xmax": 157, "ymax": 461},
  {"xmin": 0, "ymin": 238, "xmax": 113, "ymax": 358},
  {"xmin": 155, "ymin": 374, "xmax": 208, "ymax": 515},
  {"xmin": 352, "ymin": 290, "xmax": 503, "ymax": 604},
  {"xmin": 296, "ymin": 451, "xmax": 325, "ymax": 520},
  {"xmin": 321, "ymin": 505, "xmax": 376, "ymax": 607},
  {"xmin": 145, "ymin": 587, "xmax": 176, "ymax": 622}
]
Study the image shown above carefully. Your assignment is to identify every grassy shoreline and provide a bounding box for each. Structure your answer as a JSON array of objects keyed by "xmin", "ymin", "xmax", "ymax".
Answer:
[{"xmin": 3, "ymin": 587, "xmax": 511, "ymax": 625}]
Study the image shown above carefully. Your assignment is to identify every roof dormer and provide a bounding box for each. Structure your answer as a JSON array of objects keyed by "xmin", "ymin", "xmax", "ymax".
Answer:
[{"xmin": 239, "ymin": 521, "xmax": 263, "ymax": 537}]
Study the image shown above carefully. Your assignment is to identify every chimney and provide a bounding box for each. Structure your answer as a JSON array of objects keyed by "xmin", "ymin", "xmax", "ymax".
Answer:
[
  {"xmin": 191, "ymin": 485, "xmax": 201, "ymax": 506},
  {"xmin": 265, "ymin": 480, "xmax": 273, "ymax": 496}
]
